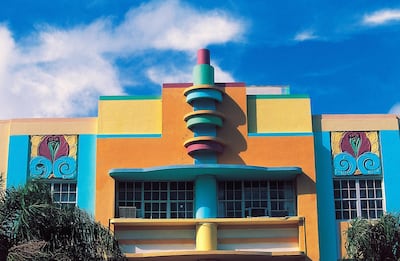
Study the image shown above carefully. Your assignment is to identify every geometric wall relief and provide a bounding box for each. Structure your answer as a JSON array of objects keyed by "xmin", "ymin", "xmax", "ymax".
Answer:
[
  {"xmin": 331, "ymin": 131, "xmax": 381, "ymax": 176},
  {"xmin": 29, "ymin": 135, "xmax": 78, "ymax": 180}
]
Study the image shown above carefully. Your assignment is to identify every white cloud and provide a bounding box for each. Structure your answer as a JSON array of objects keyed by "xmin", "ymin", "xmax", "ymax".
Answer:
[
  {"xmin": 389, "ymin": 103, "xmax": 400, "ymax": 115},
  {"xmin": 0, "ymin": 0, "xmax": 244, "ymax": 119},
  {"xmin": 0, "ymin": 24, "xmax": 123, "ymax": 119},
  {"xmin": 146, "ymin": 65, "xmax": 192, "ymax": 84},
  {"xmin": 294, "ymin": 30, "xmax": 318, "ymax": 42},
  {"xmin": 214, "ymin": 64, "xmax": 235, "ymax": 83},
  {"xmin": 115, "ymin": 0, "xmax": 244, "ymax": 51},
  {"xmin": 146, "ymin": 62, "xmax": 235, "ymax": 85},
  {"xmin": 0, "ymin": 26, "xmax": 15, "ymax": 78},
  {"xmin": 362, "ymin": 9, "xmax": 400, "ymax": 26}
]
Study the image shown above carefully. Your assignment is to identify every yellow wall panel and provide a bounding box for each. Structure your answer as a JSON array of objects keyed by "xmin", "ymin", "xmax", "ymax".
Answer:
[
  {"xmin": 98, "ymin": 99, "xmax": 162, "ymax": 134},
  {"xmin": 248, "ymin": 96, "xmax": 312, "ymax": 133},
  {"xmin": 0, "ymin": 121, "xmax": 10, "ymax": 188}
]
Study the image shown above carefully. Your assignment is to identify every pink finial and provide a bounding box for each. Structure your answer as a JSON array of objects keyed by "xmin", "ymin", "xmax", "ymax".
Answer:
[{"xmin": 197, "ymin": 49, "xmax": 210, "ymax": 64}]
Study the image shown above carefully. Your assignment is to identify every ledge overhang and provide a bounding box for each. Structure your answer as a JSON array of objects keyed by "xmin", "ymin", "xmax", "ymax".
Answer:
[
  {"xmin": 111, "ymin": 216, "xmax": 304, "ymax": 227},
  {"xmin": 123, "ymin": 250, "xmax": 306, "ymax": 261},
  {"xmin": 109, "ymin": 164, "xmax": 302, "ymax": 181}
]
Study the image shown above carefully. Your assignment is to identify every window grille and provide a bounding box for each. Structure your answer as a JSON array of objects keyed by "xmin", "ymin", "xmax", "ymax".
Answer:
[
  {"xmin": 51, "ymin": 182, "xmax": 77, "ymax": 207},
  {"xmin": 333, "ymin": 178, "xmax": 384, "ymax": 220},
  {"xmin": 117, "ymin": 181, "xmax": 194, "ymax": 219},
  {"xmin": 217, "ymin": 180, "xmax": 296, "ymax": 218}
]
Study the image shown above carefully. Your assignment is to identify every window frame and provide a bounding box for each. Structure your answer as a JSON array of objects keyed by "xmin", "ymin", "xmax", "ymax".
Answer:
[
  {"xmin": 50, "ymin": 181, "xmax": 78, "ymax": 207},
  {"xmin": 217, "ymin": 180, "xmax": 296, "ymax": 218},
  {"xmin": 333, "ymin": 177, "xmax": 384, "ymax": 220},
  {"xmin": 116, "ymin": 181, "xmax": 194, "ymax": 219}
]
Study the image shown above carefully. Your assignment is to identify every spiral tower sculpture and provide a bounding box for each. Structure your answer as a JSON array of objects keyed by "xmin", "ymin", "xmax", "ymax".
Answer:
[{"xmin": 183, "ymin": 49, "xmax": 225, "ymax": 163}]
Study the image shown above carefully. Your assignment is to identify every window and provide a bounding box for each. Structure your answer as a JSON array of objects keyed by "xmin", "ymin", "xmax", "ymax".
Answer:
[
  {"xmin": 51, "ymin": 182, "xmax": 77, "ymax": 207},
  {"xmin": 117, "ymin": 181, "xmax": 194, "ymax": 218},
  {"xmin": 333, "ymin": 178, "xmax": 384, "ymax": 220},
  {"xmin": 218, "ymin": 180, "xmax": 296, "ymax": 218}
]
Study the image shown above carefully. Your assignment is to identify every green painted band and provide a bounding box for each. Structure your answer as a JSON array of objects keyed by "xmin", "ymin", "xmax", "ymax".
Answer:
[
  {"xmin": 186, "ymin": 115, "xmax": 223, "ymax": 129},
  {"xmin": 100, "ymin": 95, "xmax": 161, "ymax": 100},
  {"xmin": 109, "ymin": 164, "xmax": 302, "ymax": 181},
  {"xmin": 247, "ymin": 94, "xmax": 309, "ymax": 99},
  {"xmin": 184, "ymin": 110, "xmax": 225, "ymax": 121},
  {"xmin": 193, "ymin": 64, "xmax": 214, "ymax": 85}
]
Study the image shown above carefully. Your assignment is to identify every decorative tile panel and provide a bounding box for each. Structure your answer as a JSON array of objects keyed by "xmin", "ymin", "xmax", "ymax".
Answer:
[
  {"xmin": 29, "ymin": 135, "xmax": 77, "ymax": 179},
  {"xmin": 331, "ymin": 131, "xmax": 381, "ymax": 176}
]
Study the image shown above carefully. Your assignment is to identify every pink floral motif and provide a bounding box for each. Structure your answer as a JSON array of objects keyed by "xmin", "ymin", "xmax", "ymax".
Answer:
[
  {"xmin": 340, "ymin": 132, "xmax": 371, "ymax": 158},
  {"xmin": 38, "ymin": 135, "xmax": 69, "ymax": 162}
]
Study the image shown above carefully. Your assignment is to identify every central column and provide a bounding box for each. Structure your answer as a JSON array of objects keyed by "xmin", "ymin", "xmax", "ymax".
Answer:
[
  {"xmin": 185, "ymin": 49, "xmax": 221, "ymax": 250},
  {"xmin": 196, "ymin": 222, "xmax": 218, "ymax": 251},
  {"xmin": 186, "ymin": 50, "xmax": 220, "ymax": 219},
  {"xmin": 195, "ymin": 175, "xmax": 217, "ymax": 218}
]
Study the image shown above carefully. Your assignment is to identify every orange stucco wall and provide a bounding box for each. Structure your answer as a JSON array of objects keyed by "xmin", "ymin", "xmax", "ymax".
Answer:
[
  {"xmin": 217, "ymin": 85, "xmax": 319, "ymax": 260},
  {"xmin": 95, "ymin": 83, "xmax": 319, "ymax": 260},
  {"xmin": 95, "ymin": 86, "xmax": 194, "ymax": 224},
  {"xmin": 338, "ymin": 221, "xmax": 350, "ymax": 259}
]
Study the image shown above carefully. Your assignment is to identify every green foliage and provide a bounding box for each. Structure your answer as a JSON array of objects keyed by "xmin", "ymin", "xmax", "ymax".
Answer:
[
  {"xmin": 0, "ymin": 181, "xmax": 126, "ymax": 260},
  {"xmin": 346, "ymin": 213, "xmax": 400, "ymax": 260}
]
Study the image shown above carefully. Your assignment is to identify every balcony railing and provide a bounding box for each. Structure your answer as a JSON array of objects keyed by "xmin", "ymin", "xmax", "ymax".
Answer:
[{"xmin": 110, "ymin": 217, "xmax": 306, "ymax": 260}]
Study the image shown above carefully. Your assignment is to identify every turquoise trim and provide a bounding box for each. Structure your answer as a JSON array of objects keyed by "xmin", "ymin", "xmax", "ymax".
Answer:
[
  {"xmin": 97, "ymin": 134, "xmax": 161, "ymax": 139},
  {"xmin": 99, "ymin": 95, "xmax": 160, "ymax": 100},
  {"xmin": 194, "ymin": 154, "xmax": 217, "ymax": 164},
  {"xmin": 186, "ymin": 89, "xmax": 223, "ymax": 104},
  {"xmin": 193, "ymin": 125, "xmax": 217, "ymax": 138},
  {"xmin": 247, "ymin": 94, "xmax": 309, "ymax": 99},
  {"xmin": 380, "ymin": 130, "xmax": 400, "ymax": 213},
  {"xmin": 109, "ymin": 164, "xmax": 302, "ymax": 181},
  {"xmin": 314, "ymin": 131, "xmax": 339, "ymax": 261},
  {"xmin": 248, "ymin": 132, "xmax": 313, "ymax": 137},
  {"xmin": 283, "ymin": 86, "xmax": 291, "ymax": 94},
  {"xmin": 6, "ymin": 135, "xmax": 29, "ymax": 188},
  {"xmin": 30, "ymin": 156, "xmax": 77, "ymax": 179},
  {"xmin": 77, "ymin": 135, "xmax": 97, "ymax": 216},
  {"xmin": 193, "ymin": 99, "xmax": 216, "ymax": 111},
  {"xmin": 195, "ymin": 175, "xmax": 217, "ymax": 218}
]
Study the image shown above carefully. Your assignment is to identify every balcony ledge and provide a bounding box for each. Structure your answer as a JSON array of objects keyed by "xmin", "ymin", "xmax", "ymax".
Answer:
[
  {"xmin": 124, "ymin": 250, "xmax": 306, "ymax": 260},
  {"xmin": 110, "ymin": 216, "xmax": 304, "ymax": 228}
]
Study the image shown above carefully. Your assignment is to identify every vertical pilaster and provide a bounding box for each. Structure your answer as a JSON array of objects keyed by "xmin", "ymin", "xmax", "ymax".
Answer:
[
  {"xmin": 314, "ymin": 131, "xmax": 339, "ymax": 260},
  {"xmin": 6, "ymin": 135, "xmax": 29, "ymax": 188},
  {"xmin": 380, "ymin": 130, "xmax": 400, "ymax": 213},
  {"xmin": 195, "ymin": 175, "xmax": 217, "ymax": 218},
  {"xmin": 77, "ymin": 134, "xmax": 97, "ymax": 215}
]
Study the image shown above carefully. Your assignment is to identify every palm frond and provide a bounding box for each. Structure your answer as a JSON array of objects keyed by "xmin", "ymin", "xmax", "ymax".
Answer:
[{"xmin": 0, "ymin": 181, "xmax": 126, "ymax": 260}]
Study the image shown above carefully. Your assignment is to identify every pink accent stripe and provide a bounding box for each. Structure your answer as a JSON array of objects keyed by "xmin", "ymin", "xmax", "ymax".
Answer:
[
  {"xmin": 215, "ymin": 82, "xmax": 246, "ymax": 87},
  {"xmin": 162, "ymin": 82, "xmax": 246, "ymax": 89},
  {"xmin": 186, "ymin": 141, "xmax": 224, "ymax": 154},
  {"xmin": 197, "ymin": 49, "xmax": 210, "ymax": 64},
  {"xmin": 163, "ymin": 83, "xmax": 192, "ymax": 88}
]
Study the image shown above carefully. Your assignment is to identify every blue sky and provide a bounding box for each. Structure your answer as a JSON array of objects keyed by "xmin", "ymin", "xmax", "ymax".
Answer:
[{"xmin": 0, "ymin": 0, "xmax": 399, "ymax": 118}]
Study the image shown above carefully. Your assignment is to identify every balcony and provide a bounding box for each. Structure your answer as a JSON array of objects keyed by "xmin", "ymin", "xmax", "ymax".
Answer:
[{"xmin": 110, "ymin": 217, "xmax": 306, "ymax": 260}]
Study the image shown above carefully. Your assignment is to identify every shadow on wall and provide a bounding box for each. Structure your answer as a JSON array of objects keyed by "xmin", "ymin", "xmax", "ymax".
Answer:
[
  {"xmin": 217, "ymin": 92, "xmax": 247, "ymax": 164},
  {"xmin": 246, "ymin": 96, "xmax": 257, "ymax": 133},
  {"xmin": 313, "ymin": 130, "xmax": 340, "ymax": 261},
  {"xmin": 398, "ymin": 116, "xmax": 400, "ymax": 139},
  {"xmin": 296, "ymin": 172, "xmax": 317, "ymax": 196}
]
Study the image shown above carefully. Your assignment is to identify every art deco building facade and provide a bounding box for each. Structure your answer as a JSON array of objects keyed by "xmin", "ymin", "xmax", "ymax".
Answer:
[{"xmin": 0, "ymin": 49, "xmax": 399, "ymax": 260}]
